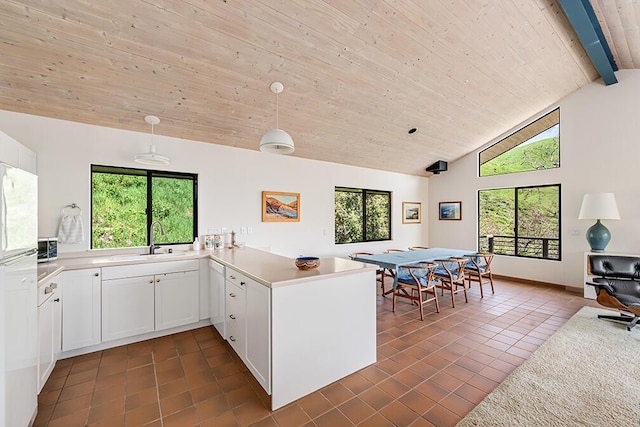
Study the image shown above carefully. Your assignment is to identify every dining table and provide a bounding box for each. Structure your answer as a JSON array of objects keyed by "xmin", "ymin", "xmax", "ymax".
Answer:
[{"xmin": 351, "ymin": 247, "xmax": 474, "ymax": 293}]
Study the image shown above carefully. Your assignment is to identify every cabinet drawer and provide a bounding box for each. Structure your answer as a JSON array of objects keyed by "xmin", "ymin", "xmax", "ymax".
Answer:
[
  {"xmin": 38, "ymin": 278, "xmax": 59, "ymax": 306},
  {"xmin": 226, "ymin": 269, "xmax": 250, "ymax": 289}
]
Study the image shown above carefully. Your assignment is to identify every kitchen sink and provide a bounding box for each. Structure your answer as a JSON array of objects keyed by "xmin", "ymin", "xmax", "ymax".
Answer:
[{"xmin": 110, "ymin": 251, "xmax": 192, "ymax": 261}]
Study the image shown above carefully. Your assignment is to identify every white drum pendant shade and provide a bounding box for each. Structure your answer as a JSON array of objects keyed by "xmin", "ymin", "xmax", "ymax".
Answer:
[
  {"xmin": 260, "ymin": 128, "xmax": 295, "ymax": 154},
  {"xmin": 135, "ymin": 115, "xmax": 170, "ymax": 166},
  {"xmin": 260, "ymin": 82, "xmax": 294, "ymax": 155}
]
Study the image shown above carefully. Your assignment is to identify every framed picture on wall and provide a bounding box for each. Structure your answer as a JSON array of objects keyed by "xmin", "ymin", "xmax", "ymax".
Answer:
[
  {"xmin": 402, "ymin": 202, "xmax": 422, "ymax": 224},
  {"xmin": 439, "ymin": 201, "xmax": 462, "ymax": 220},
  {"xmin": 262, "ymin": 191, "xmax": 300, "ymax": 222}
]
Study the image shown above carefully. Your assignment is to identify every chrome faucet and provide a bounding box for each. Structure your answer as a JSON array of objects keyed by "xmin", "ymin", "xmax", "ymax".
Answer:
[{"xmin": 149, "ymin": 221, "xmax": 165, "ymax": 254}]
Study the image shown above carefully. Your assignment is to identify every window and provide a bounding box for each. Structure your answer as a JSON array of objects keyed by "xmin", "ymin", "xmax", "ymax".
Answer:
[
  {"xmin": 479, "ymin": 108, "xmax": 560, "ymax": 176},
  {"xmin": 91, "ymin": 165, "xmax": 198, "ymax": 249},
  {"xmin": 478, "ymin": 184, "xmax": 560, "ymax": 260},
  {"xmin": 335, "ymin": 187, "xmax": 391, "ymax": 244}
]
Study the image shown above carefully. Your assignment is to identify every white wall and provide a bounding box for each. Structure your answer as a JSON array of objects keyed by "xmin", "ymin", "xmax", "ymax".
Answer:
[
  {"xmin": 0, "ymin": 111, "xmax": 429, "ymax": 258},
  {"xmin": 429, "ymin": 69, "xmax": 640, "ymax": 291}
]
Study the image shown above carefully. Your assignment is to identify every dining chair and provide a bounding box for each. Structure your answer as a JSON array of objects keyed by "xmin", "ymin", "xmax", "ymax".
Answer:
[
  {"xmin": 348, "ymin": 252, "xmax": 387, "ymax": 295},
  {"xmin": 393, "ymin": 262, "xmax": 439, "ymax": 320},
  {"xmin": 408, "ymin": 246, "xmax": 429, "ymax": 250},
  {"xmin": 464, "ymin": 253, "xmax": 495, "ymax": 297},
  {"xmin": 433, "ymin": 257, "xmax": 469, "ymax": 307}
]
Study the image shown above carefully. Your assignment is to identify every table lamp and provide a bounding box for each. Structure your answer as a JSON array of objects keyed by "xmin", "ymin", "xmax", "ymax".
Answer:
[{"xmin": 578, "ymin": 193, "xmax": 620, "ymax": 252}]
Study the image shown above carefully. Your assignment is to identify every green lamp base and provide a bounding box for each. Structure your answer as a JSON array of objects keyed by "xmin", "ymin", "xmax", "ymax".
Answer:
[{"xmin": 586, "ymin": 219, "xmax": 611, "ymax": 252}]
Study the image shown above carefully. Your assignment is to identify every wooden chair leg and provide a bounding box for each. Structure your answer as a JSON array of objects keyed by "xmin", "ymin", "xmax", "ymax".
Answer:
[
  {"xmin": 417, "ymin": 286, "xmax": 424, "ymax": 321},
  {"xmin": 392, "ymin": 284, "xmax": 397, "ymax": 312}
]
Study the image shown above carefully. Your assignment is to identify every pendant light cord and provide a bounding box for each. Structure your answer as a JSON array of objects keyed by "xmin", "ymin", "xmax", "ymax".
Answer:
[{"xmin": 276, "ymin": 91, "xmax": 279, "ymax": 128}]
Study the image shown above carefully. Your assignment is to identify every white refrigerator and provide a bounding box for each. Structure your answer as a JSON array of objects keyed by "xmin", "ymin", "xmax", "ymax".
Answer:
[{"xmin": 0, "ymin": 161, "xmax": 38, "ymax": 427}]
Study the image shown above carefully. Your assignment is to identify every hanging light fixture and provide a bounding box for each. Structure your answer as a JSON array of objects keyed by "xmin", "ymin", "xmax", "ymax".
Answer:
[
  {"xmin": 135, "ymin": 115, "xmax": 170, "ymax": 165},
  {"xmin": 260, "ymin": 82, "xmax": 295, "ymax": 154}
]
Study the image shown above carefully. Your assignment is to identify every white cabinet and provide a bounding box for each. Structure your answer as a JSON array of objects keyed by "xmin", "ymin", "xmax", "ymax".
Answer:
[
  {"xmin": 245, "ymin": 279, "xmax": 270, "ymax": 392},
  {"xmin": 209, "ymin": 259, "xmax": 225, "ymax": 337},
  {"xmin": 101, "ymin": 260, "xmax": 199, "ymax": 342},
  {"xmin": 61, "ymin": 268, "xmax": 101, "ymax": 352},
  {"xmin": 102, "ymin": 275, "xmax": 155, "ymax": 342},
  {"xmin": 37, "ymin": 275, "xmax": 61, "ymax": 393},
  {"xmin": 225, "ymin": 278, "xmax": 246, "ymax": 357},
  {"xmin": 155, "ymin": 270, "xmax": 199, "ymax": 330},
  {"xmin": 224, "ymin": 267, "xmax": 270, "ymax": 393}
]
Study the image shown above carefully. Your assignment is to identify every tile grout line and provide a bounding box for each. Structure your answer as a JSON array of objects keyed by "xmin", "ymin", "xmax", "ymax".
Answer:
[{"xmin": 151, "ymin": 351, "xmax": 164, "ymax": 427}]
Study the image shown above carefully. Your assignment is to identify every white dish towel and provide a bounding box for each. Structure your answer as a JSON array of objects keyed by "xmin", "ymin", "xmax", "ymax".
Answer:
[{"xmin": 58, "ymin": 213, "xmax": 84, "ymax": 244}]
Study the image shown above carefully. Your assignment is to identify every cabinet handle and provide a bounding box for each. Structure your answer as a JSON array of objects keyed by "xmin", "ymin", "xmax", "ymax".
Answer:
[
  {"xmin": 44, "ymin": 286, "xmax": 52, "ymax": 294},
  {"xmin": 229, "ymin": 275, "xmax": 236, "ymax": 280},
  {"xmin": 53, "ymin": 298, "xmax": 60, "ymax": 302},
  {"xmin": 229, "ymin": 314, "xmax": 236, "ymax": 320},
  {"xmin": 94, "ymin": 272, "xmax": 99, "ymax": 277},
  {"xmin": 229, "ymin": 293, "xmax": 236, "ymax": 298},
  {"xmin": 156, "ymin": 279, "xmax": 160, "ymax": 283},
  {"xmin": 229, "ymin": 336, "xmax": 236, "ymax": 342},
  {"xmin": 149, "ymin": 279, "xmax": 154, "ymax": 284},
  {"xmin": 240, "ymin": 281, "xmax": 245, "ymax": 286}
]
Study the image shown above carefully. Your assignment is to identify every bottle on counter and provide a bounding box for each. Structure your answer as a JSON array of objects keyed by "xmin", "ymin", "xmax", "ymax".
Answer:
[{"xmin": 193, "ymin": 237, "xmax": 200, "ymax": 251}]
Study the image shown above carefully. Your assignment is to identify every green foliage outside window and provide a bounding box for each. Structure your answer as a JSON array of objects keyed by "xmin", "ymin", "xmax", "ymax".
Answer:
[
  {"xmin": 479, "ymin": 185, "xmax": 560, "ymax": 260},
  {"xmin": 91, "ymin": 165, "xmax": 197, "ymax": 249},
  {"xmin": 335, "ymin": 187, "xmax": 390, "ymax": 244},
  {"xmin": 480, "ymin": 109, "xmax": 560, "ymax": 177}
]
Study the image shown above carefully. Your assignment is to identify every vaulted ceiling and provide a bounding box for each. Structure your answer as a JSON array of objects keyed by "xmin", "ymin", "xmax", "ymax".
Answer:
[{"xmin": 0, "ymin": 1, "xmax": 635, "ymax": 176}]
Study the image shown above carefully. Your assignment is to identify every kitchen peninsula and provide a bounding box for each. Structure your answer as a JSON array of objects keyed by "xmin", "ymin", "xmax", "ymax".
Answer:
[
  {"xmin": 210, "ymin": 247, "xmax": 378, "ymax": 410},
  {"xmin": 37, "ymin": 246, "xmax": 378, "ymax": 411}
]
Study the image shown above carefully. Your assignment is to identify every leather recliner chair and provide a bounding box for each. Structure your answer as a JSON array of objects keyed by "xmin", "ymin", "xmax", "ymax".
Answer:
[{"xmin": 586, "ymin": 255, "xmax": 640, "ymax": 331}]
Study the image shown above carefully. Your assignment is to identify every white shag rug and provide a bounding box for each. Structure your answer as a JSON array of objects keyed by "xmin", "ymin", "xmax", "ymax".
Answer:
[{"xmin": 456, "ymin": 306, "xmax": 640, "ymax": 427}]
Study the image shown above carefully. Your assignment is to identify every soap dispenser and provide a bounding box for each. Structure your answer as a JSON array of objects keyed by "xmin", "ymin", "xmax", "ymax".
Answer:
[{"xmin": 193, "ymin": 237, "xmax": 200, "ymax": 251}]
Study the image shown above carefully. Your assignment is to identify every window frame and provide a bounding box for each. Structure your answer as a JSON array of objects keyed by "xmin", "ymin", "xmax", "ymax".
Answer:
[
  {"xmin": 477, "ymin": 184, "xmax": 561, "ymax": 261},
  {"xmin": 91, "ymin": 164, "xmax": 198, "ymax": 249},
  {"xmin": 334, "ymin": 186, "xmax": 392, "ymax": 244}
]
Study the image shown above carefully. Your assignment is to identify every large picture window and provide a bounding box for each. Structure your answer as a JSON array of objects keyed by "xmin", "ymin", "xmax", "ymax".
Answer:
[
  {"xmin": 91, "ymin": 165, "xmax": 198, "ymax": 249},
  {"xmin": 478, "ymin": 184, "xmax": 560, "ymax": 260},
  {"xmin": 335, "ymin": 187, "xmax": 391, "ymax": 244},
  {"xmin": 479, "ymin": 108, "xmax": 560, "ymax": 177}
]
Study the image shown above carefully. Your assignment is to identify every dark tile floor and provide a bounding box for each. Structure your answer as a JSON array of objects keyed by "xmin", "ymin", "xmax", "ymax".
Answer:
[{"xmin": 34, "ymin": 277, "xmax": 593, "ymax": 426}]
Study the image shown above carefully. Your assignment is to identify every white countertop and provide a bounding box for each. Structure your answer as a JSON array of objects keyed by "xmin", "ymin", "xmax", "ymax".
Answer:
[
  {"xmin": 210, "ymin": 247, "xmax": 376, "ymax": 288},
  {"xmin": 37, "ymin": 246, "xmax": 375, "ymax": 288}
]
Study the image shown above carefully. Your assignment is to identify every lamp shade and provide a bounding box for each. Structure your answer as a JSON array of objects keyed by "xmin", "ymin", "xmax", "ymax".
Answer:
[
  {"xmin": 578, "ymin": 193, "xmax": 620, "ymax": 220},
  {"xmin": 259, "ymin": 128, "xmax": 295, "ymax": 154}
]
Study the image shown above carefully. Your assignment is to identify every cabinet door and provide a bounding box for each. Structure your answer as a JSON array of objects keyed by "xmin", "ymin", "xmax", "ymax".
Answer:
[
  {"xmin": 37, "ymin": 294, "xmax": 54, "ymax": 393},
  {"xmin": 102, "ymin": 276, "xmax": 155, "ymax": 342},
  {"xmin": 245, "ymin": 280, "xmax": 271, "ymax": 393},
  {"xmin": 209, "ymin": 260, "xmax": 226, "ymax": 338},
  {"xmin": 155, "ymin": 270, "xmax": 199, "ymax": 331},
  {"xmin": 61, "ymin": 268, "xmax": 101, "ymax": 351}
]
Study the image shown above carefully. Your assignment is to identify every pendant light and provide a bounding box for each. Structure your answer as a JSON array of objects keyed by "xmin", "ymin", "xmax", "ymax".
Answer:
[
  {"xmin": 260, "ymin": 82, "xmax": 295, "ymax": 154},
  {"xmin": 135, "ymin": 115, "xmax": 170, "ymax": 165}
]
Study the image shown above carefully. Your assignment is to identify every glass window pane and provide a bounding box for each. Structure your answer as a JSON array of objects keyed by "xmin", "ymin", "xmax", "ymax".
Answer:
[
  {"xmin": 480, "ymin": 109, "xmax": 560, "ymax": 176},
  {"xmin": 478, "ymin": 188, "xmax": 515, "ymax": 255},
  {"xmin": 92, "ymin": 172, "xmax": 147, "ymax": 249},
  {"xmin": 151, "ymin": 176, "xmax": 194, "ymax": 244},
  {"xmin": 517, "ymin": 186, "xmax": 560, "ymax": 259},
  {"xmin": 335, "ymin": 189, "xmax": 363, "ymax": 244},
  {"xmin": 365, "ymin": 192, "xmax": 390, "ymax": 240}
]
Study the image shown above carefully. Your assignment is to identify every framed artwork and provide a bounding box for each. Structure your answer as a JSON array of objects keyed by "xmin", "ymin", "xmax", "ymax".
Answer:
[
  {"xmin": 262, "ymin": 191, "xmax": 300, "ymax": 222},
  {"xmin": 439, "ymin": 201, "xmax": 462, "ymax": 220},
  {"xmin": 402, "ymin": 202, "xmax": 422, "ymax": 224}
]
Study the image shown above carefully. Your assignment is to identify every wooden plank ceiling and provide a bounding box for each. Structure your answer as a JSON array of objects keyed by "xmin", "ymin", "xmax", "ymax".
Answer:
[{"xmin": 0, "ymin": 0, "xmax": 630, "ymax": 176}]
